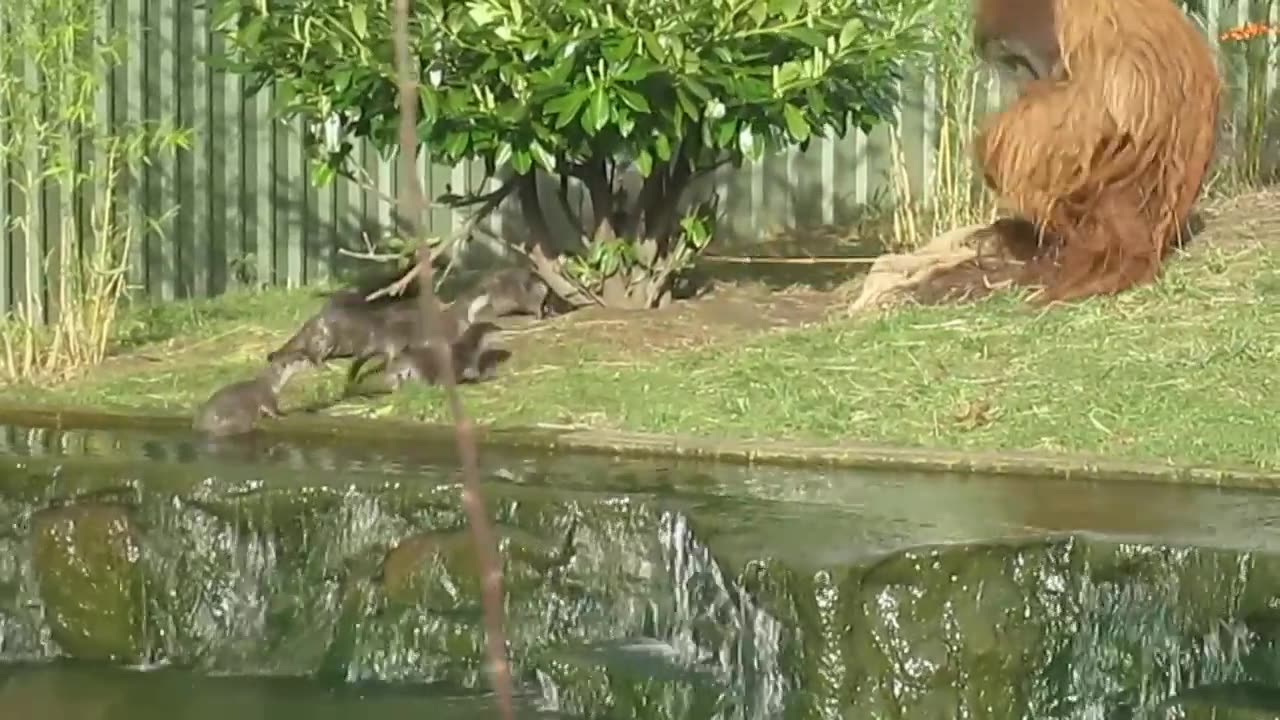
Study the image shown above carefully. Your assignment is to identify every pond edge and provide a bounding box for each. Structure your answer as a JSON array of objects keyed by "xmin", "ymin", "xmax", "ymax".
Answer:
[{"xmin": 0, "ymin": 403, "xmax": 1277, "ymax": 491}]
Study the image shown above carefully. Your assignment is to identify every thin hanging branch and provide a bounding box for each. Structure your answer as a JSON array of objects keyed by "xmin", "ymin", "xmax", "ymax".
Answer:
[{"xmin": 389, "ymin": 2, "xmax": 516, "ymax": 718}]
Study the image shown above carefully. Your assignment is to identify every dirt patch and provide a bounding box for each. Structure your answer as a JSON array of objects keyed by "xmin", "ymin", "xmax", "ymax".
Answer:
[
  {"xmin": 495, "ymin": 282, "xmax": 845, "ymax": 367},
  {"xmin": 1187, "ymin": 188, "xmax": 1280, "ymax": 254}
]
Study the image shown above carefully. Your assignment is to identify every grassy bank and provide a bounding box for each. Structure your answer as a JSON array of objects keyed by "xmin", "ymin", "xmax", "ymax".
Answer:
[{"xmin": 3, "ymin": 207, "xmax": 1280, "ymax": 470}]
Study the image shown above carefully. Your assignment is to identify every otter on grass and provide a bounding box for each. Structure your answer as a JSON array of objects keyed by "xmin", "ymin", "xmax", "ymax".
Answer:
[
  {"xmin": 480, "ymin": 268, "xmax": 550, "ymax": 319},
  {"xmin": 267, "ymin": 289, "xmax": 494, "ymax": 392},
  {"xmin": 384, "ymin": 321, "xmax": 512, "ymax": 389},
  {"xmin": 192, "ymin": 352, "xmax": 312, "ymax": 438}
]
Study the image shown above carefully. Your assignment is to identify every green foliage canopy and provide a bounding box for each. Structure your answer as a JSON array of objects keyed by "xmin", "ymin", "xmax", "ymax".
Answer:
[
  {"xmin": 214, "ymin": 0, "xmax": 928, "ymax": 176},
  {"xmin": 211, "ymin": 0, "xmax": 930, "ymax": 308}
]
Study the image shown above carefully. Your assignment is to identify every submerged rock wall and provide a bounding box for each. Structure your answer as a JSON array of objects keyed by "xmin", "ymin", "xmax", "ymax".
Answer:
[{"xmin": 0, "ymin": 427, "xmax": 1279, "ymax": 718}]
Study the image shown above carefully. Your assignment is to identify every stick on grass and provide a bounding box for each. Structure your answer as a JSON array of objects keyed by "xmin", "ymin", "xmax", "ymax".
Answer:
[{"xmin": 388, "ymin": 2, "xmax": 516, "ymax": 718}]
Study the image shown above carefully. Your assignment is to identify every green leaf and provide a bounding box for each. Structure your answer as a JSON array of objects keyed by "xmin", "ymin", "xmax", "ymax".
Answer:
[
  {"xmin": 780, "ymin": 27, "xmax": 825, "ymax": 47},
  {"xmin": 614, "ymin": 87, "xmax": 650, "ymax": 114},
  {"xmin": 588, "ymin": 242, "xmax": 606, "ymax": 264},
  {"xmin": 494, "ymin": 141, "xmax": 514, "ymax": 168},
  {"xmin": 771, "ymin": 0, "xmax": 802, "ymax": 20},
  {"xmin": 804, "ymin": 86, "xmax": 829, "ymax": 115},
  {"xmin": 782, "ymin": 103, "xmax": 809, "ymax": 142},
  {"xmin": 747, "ymin": 0, "xmax": 768, "ymax": 26},
  {"xmin": 529, "ymin": 139, "xmax": 557, "ymax": 173},
  {"xmin": 634, "ymin": 149, "xmax": 653, "ymax": 177},
  {"xmin": 210, "ymin": 1, "xmax": 240, "ymax": 31},
  {"xmin": 545, "ymin": 87, "xmax": 591, "ymax": 129},
  {"xmin": 240, "ymin": 15, "xmax": 266, "ymax": 47},
  {"xmin": 419, "ymin": 87, "xmax": 441, "ymax": 123},
  {"xmin": 511, "ymin": 149, "xmax": 533, "ymax": 174},
  {"xmin": 653, "ymin": 133, "xmax": 672, "ymax": 162},
  {"xmin": 714, "ymin": 119, "xmax": 737, "ymax": 148},
  {"xmin": 309, "ymin": 159, "xmax": 336, "ymax": 187},
  {"xmin": 602, "ymin": 35, "xmax": 638, "ymax": 64},
  {"xmin": 468, "ymin": 1, "xmax": 499, "ymax": 26},
  {"xmin": 441, "ymin": 130, "xmax": 470, "ymax": 159},
  {"xmin": 600, "ymin": 250, "xmax": 620, "ymax": 277},
  {"xmin": 775, "ymin": 61, "xmax": 805, "ymax": 89},
  {"xmin": 350, "ymin": 5, "xmax": 368, "ymax": 40},
  {"xmin": 614, "ymin": 58, "xmax": 659, "ymax": 82},
  {"xmin": 674, "ymin": 87, "xmax": 699, "ymax": 121},
  {"xmin": 581, "ymin": 86, "xmax": 610, "ymax": 135},
  {"xmin": 641, "ymin": 32, "xmax": 666, "ymax": 61},
  {"xmin": 839, "ymin": 18, "xmax": 864, "ymax": 49},
  {"xmin": 616, "ymin": 109, "xmax": 635, "ymax": 137},
  {"xmin": 683, "ymin": 78, "xmax": 712, "ymax": 101}
]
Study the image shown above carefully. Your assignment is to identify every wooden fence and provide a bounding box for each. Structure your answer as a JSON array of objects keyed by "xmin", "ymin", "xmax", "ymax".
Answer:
[{"xmin": 0, "ymin": 0, "xmax": 1277, "ymax": 317}]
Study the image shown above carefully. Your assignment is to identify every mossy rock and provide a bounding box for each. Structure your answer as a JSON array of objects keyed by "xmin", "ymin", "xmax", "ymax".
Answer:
[{"xmin": 31, "ymin": 503, "xmax": 148, "ymax": 663}]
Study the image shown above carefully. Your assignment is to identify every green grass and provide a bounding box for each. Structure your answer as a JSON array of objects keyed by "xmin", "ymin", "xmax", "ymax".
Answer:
[{"xmin": 6, "ymin": 240, "xmax": 1280, "ymax": 469}]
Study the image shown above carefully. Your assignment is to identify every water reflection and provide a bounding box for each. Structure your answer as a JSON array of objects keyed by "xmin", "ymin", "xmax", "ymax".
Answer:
[
  {"xmin": 0, "ymin": 662, "xmax": 559, "ymax": 720},
  {"xmin": 0, "ymin": 421, "xmax": 1279, "ymax": 718}
]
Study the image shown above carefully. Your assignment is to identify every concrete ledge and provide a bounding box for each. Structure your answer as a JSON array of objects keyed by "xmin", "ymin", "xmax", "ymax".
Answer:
[{"xmin": 1, "ymin": 403, "xmax": 1278, "ymax": 491}]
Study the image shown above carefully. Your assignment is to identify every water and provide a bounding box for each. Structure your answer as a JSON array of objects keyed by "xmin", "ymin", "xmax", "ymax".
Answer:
[{"xmin": 1, "ymin": 420, "xmax": 1280, "ymax": 719}]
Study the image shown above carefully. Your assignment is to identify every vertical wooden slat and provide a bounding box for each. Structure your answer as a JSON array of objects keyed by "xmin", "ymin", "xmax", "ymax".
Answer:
[
  {"xmin": 174, "ymin": 0, "xmax": 194, "ymax": 296},
  {"xmin": 22, "ymin": 44, "xmax": 45, "ymax": 323},
  {"xmin": 331, "ymin": 165, "xmax": 351, "ymax": 281},
  {"xmin": 378, "ymin": 148, "xmax": 396, "ymax": 235},
  {"xmin": 784, "ymin": 145, "xmax": 800, "ymax": 228},
  {"xmin": 143, "ymin": 0, "xmax": 177, "ymax": 300},
  {"xmin": 122, "ymin": 0, "xmax": 146, "ymax": 295},
  {"xmin": 216, "ymin": 36, "xmax": 246, "ymax": 289},
  {"xmin": 314, "ymin": 170, "xmax": 337, "ymax": 284},
  {"xmin": 190, "ymin": 1, "xmax": 211, "ymax": 297},
  {"xmin": 0, "ymin": 28, "xmax": 10, "ymax": 314},
  {"xmin": 361, "ymin": 140, "xmax": 379, "ymax": 240},
  {"xmin": 340, "ymin": 142, "xmax": 365, "ymax": 253},
  {"xmin": 249, "ymin": 90, "xmax": 273, "ymax": 286},
  {"xmin": 920, "ymin": 68, "xmax": 939, "ymax": 210},
  {"xmin": 78, "ymin": 6, "xmax": 100, "ymax": 294},
  {"xmin": 42, "ymin": 18, "xmax": 67, "ymax": 324},
  {"xmin": 818, "ymin": 132, "xmax": 835, "ymax": 226},
  {"xmin": 275, "ymin": 114, "xmax": 304, "ymax": 287},
  {"xmin": 309, "ymin": 125, "xmax": 336, "ymax": 284},
  {"xmin": 444, "ymin": 158, "xmax": 465, "ymax": 236},
  {"xmin": 749, "ymin": 155, "xmax": 765, "ymax": 237},
  {"xmin": 850, "ymin": 129, "xmax": 870, "ymax": 209},
  {"xmin": 207, "ymin": 31, "xmax": 227, "ymax": 292}
]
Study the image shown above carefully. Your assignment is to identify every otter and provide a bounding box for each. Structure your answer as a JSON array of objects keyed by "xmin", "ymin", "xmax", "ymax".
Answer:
[
  {"xmin": 267, "ymin": 288, "xmax": 493, "ymax": 392},
  {"xmin": 480, "ymin": 268, "xmax": 550, "ymax": 319},
  {"xmin": 384, "ymin": 321, "xmax": 511, "ymax": 389},
  {"xmin": 192, "ymin": 352, "xmax": 312, "ymax": 437}
]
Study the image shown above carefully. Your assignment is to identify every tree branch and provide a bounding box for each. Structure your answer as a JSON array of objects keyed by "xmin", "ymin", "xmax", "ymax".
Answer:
[
  {"xmin": 364, "ymin": 177, "xmax": 518, "ymax": 302},
  {"xmin": 516, "ymin": 174, "xmax": 603, "ymax": 307}
]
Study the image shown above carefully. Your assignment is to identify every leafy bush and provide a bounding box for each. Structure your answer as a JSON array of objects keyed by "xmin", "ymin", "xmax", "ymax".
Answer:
[{"xmin": 212, "ymin": 0, "xmax": 930, "ymax": 308}]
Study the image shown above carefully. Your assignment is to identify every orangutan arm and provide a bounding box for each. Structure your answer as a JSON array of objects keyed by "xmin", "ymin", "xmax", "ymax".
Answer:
[{"xmin": 976, "ymin": 78, "xmax": 1106, "ymax": 209}]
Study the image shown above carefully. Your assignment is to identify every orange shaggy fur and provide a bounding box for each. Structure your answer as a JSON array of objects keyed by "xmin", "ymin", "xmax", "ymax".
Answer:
[{"xmin": 974, "ymin": 0, "xmax": 1221, "ymax": 303}]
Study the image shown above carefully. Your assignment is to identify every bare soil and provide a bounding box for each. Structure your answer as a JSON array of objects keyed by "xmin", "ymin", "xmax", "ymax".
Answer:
[{"xmin": 495, "ymin": 281, "xmax": 847, "ymax": 367}]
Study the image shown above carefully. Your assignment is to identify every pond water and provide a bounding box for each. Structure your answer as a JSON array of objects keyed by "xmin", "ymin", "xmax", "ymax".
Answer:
[{"xmin": 1, "ymin": 420, "xmax": 1280, "ymax": 719}]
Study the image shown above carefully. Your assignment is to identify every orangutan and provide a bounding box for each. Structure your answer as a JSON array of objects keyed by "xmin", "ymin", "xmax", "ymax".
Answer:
[{"xmin": 971, "ymin": 0, "xmax": 1221, "ymax": 303}]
